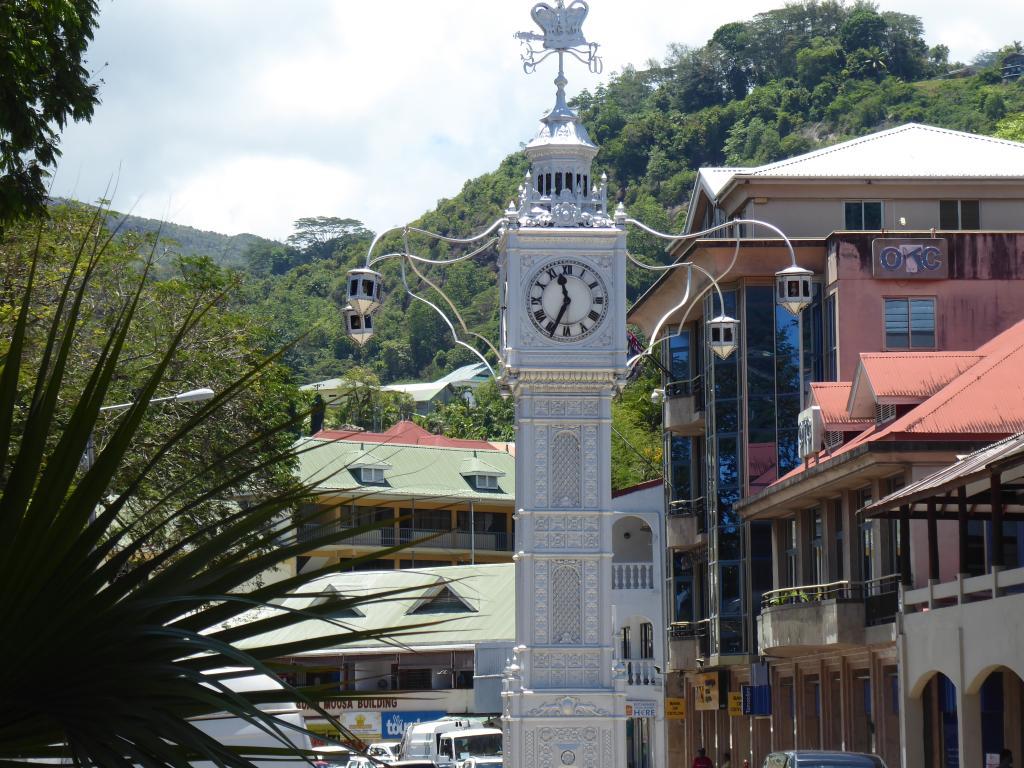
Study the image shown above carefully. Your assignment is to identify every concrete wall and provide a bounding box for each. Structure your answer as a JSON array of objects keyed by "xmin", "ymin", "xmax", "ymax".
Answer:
[
  {"xmin": 830, "ymin": 232, "xmax": 1024, "ymax": 379},
  {"xmin": 738, "ymin": 193, "xmax": 1024, "ymax": 240}
]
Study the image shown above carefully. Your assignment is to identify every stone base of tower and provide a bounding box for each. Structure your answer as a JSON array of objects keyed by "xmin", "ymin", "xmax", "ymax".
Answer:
[{"xmin": 502, "ymin": 690, "xmax": 627, "ymax": 768}]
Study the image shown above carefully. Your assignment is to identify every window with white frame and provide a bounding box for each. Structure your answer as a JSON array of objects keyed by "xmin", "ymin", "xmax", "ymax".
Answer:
[
  {"xmin": 884, "ymin": 297, "xmax": 935, "ymax": 349},
  {"xmin": 359, "ymin": 466, "xmax": 386, "ymax": 484},
  {"xmin": 475, "ymin": 474, "xmax": 499, "ymax": 490},
  {"xmin": 844, "ymin": 200, "xmax": 883, "ymax": 230}
]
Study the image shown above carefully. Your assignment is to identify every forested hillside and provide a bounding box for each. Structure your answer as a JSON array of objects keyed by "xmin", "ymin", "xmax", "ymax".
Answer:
[
  {"xmin": 216, "ymin": 2, "xmax": 1024, "ymax": 389},
  {"xmin": 82, "ymin": 2, "xmax": 1024, "ymax": 483}
]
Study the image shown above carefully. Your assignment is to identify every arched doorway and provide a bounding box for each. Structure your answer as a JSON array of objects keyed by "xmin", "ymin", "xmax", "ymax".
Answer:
[
  {"xmin": 920, "ymin": 672, "xmax": 959, "ymax": 768},
  {"xmin": 971, "ymin": 666, "xmax": 1024, "ymax": 768}
]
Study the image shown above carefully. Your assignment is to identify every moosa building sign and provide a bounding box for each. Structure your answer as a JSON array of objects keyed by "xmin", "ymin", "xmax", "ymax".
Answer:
[{"xmin": 871, "ymin": 238, "xmax": 948, "ymax": 279}]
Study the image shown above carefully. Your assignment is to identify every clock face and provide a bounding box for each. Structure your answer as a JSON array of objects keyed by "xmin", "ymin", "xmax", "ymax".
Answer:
[{"xmin": 526, "ymin": 258, "xmax": 609, "ymax": 342}]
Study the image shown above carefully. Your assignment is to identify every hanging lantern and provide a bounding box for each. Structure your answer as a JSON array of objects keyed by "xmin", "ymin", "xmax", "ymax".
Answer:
[
  {"xmin": 775, "ymin": 265, "xmax": 814, "ymax": 316},
  {"xmin": 707, "ymin": 315, "xmax": 739, "ymax": 360},
  {"xmin": 344, "ymin": 305, "xmax": 374, "ymax": 346},
  {"xmin": 345, "ymin": 268, "xmax": 383, "ymax": 314}
]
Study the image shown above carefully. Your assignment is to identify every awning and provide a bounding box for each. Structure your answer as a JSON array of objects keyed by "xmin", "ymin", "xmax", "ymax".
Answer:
[{"xmin": 861, "ymin": 432, "xmax": 1024, "ymax": 519}]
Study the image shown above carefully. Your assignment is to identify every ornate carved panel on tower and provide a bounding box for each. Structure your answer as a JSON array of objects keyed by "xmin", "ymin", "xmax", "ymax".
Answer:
[
  {"xmin": 551, "ymin": 428, "xmax": 582, "ymax": 508},
  {"xmin": 533, "ymin": 514, "xmax": 599, "ymax": 550},
  {"xmin": 550, "ymin": 559, "xmax": 583, "ymax": 644},
  {"xmin": 531, "ymin": 650, "xmax": 602, "ymax": 689},
  {"xmin": 534, "ymin": 425, "xmax": 549, "ymax": 508},
  {"xmin": 534, "ymin": 559, "xmax": 550, "ymax": 644}
]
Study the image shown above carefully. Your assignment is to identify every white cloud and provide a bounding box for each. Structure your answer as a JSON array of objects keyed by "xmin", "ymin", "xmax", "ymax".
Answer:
[{"xmin": 53, "ymin": 0, "xmax": 1024, "ymax": 240}]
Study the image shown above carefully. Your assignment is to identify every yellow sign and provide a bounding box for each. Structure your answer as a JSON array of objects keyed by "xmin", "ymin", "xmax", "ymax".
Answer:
[
  {"xmin": 665, "ymin": 698, "xmax": 686, "ymax": 720},
  {"xmin": 728, "ymin": 692, "xmax": 743, "ymax": 717},
  {"xmin": 694, "ymin": 671, "xmax": 722, "ymax": 711}
]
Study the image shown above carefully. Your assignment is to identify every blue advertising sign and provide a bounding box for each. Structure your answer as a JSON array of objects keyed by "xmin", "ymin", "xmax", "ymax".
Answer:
[
  {"xmin": 381, "ymin": 710, "xmax": 447, "ymax": 740},
  {"xmin": 741, "ymin": 684, "xmax": 771, "ymax": 716}
]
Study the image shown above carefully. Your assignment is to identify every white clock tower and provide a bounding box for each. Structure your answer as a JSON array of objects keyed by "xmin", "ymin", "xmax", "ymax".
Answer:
[{"xmin": 499, "ymin": 4, "xmax": 634, "ymax": 767}]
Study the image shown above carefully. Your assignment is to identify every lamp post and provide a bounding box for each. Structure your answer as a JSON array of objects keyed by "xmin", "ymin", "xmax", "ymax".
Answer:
[{"xmin": 82, "ymin": 387, "xmax": 215, "ymax": 472}]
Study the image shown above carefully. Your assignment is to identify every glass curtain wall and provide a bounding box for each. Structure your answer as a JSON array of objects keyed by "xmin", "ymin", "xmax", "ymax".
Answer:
[{"xmin": 703, "ymin": 284, "xmax": 808, "ymax": 656}]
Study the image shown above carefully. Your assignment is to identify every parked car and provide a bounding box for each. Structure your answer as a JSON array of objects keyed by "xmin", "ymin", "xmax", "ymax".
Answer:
[
  {"xmin": 764, "ymin": 751, "xmax": 888, "ymax": 768},
  {"xmin": 368, "ymin": 741, "xmax": 401, "ymax": 763},
  {"xmin": 314, "ymin": 745, "xmax": 354, "ymax": 767},
  {"xmin": 390, "ymin": 762, "xmax": 441, "ymax": 768}
]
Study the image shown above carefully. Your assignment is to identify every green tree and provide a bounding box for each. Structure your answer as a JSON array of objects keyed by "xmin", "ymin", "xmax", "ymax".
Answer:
[
  {"xmin": 419, "ymin": 379, "xmax": 514, "ymax": 442},
  {"xmin": 796, "ymin": 39, "xmax": 846, "ymax": 89},
  {"xmin": 839, "ymin": 8, "xmax": 887, "ymax": 53},
  {"xmin": 995, "ymin": 113, "xmax": 1024, "ymax": 142},
  {"xmin": 0, "ymin": 205, "xmax": 422, "ymax": 765},
  {"xmin": 0, "ymin": 204, "xmax": 301, "ymax": 560},
  {"xmin": 611, "ymin": 365, "xmax": 663, "ymax": 490},
  {"xmin": 0, "ymin": 0, "xmax": 100, "ymax": 227},
  {"xmin": 321, "ymin": 367, "xmax": 415, "ymax": 431}
]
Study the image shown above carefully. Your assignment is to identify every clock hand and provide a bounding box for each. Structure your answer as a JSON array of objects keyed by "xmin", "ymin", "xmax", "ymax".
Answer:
[
  {"xmin": 550, "ymin": 295, "xmax": 570, "ymax": 336},
  {"xmin": 558, "ymin": 274, "xmax": 570, "ymax": 302}
]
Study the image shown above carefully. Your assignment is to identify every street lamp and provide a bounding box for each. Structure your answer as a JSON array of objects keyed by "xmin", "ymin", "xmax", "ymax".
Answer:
[{"xmin": 83, "ymin": 387, "xmax": 216, "ymax": 470}]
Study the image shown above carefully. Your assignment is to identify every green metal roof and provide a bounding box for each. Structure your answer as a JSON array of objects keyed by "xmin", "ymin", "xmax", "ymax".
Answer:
[
  {"xmin": 236, "ymin": 563, "xmax": 515, "ymax": 656},
  {"xmin": 295, "ymin": 436, "xmax": 515, "ymax": 504}
]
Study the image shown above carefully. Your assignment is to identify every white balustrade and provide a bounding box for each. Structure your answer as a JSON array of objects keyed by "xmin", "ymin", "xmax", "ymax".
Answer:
[
  {"xmin": 612, "ymin": 562, "xmax": 655, "ymax": 590},
  {"xmin": 621, "ymin": 659, "xmax": 659, "ymax": 687}
]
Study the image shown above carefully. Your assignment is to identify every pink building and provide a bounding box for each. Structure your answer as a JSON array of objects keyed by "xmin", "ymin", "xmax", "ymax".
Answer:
[{"xmin": 627, "ymin": 123, "xmax": 1024, "ymax": 767}]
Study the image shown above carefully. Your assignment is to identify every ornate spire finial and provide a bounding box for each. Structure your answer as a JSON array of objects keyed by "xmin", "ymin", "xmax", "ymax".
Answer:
[{"xmin": 514, "ymin": 1, "xmax": 603, "ymax": 77}]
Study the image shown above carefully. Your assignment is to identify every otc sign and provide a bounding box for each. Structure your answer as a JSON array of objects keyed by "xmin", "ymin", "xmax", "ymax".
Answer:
[{"xmin": 871, "ymin": 238, "xmax": 948, "ymax": 279}]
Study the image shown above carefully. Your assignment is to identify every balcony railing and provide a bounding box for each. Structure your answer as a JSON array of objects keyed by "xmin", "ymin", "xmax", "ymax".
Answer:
[
  {"xmin": 761, "ymin": 574, "xmax": 900, "ymax": 626},
  {"xmin": 665, "ymin": 376, "xmax": 703, "ymax": 400},
  {"xmin": 668, "ymin": 618, "xmax": 711, "ymax": 661},
  {"xmin": 668, "ymin": 496, "xmax": 705, "ymax": 517},
  {"xmin": 298, "ymin": 522, "xmax": 511, "ymax": 551},
  {"xmin": 612, "ymin": 562, "xmax": 655, "ymax": 590},
  {"xmin": 619, "ymin": 659, "xmax": 660, "ymax": 687}
]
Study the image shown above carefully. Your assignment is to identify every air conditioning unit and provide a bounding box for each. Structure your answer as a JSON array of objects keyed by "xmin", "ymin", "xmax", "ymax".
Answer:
[{"xmin": 798, "ymin": 405, "xmax": 823, "ymax": 459}]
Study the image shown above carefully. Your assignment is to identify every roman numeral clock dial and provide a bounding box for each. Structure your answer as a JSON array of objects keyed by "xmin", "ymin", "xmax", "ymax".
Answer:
[{"xmin": 525, "ymin": 258, "xmax": 609, "ymax": 342}]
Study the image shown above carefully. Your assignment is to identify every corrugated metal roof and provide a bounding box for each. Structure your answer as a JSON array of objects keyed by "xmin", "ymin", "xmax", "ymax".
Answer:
[
  {"xmin": 314, "ymin": 421, "xmax": 498, "ymax": 451},
  {"xmin": 810, "ymin": 382, "xmax": 869, "ymax": 428},
  {"xmin": 862, "ymin": 432, "xmax": 1024, "ymax": 517},
  {"xmin": 769, "ymin": 320, "xmax": 1024, "ymax": 487},
  {"xmin": 296, "ymin": 428, "xmax": 515, "ymax": 503},
  {"xmin": 745, "ymin": 124, "xmax": 1024, "ymax": 180},
  {"xmin": 694, "ymin": 124, "xmax": 1024, "ymax": 208},
  {"xmin": 235, "ymin": 563, "xmax": 515, "ymax": 655},
  {"xmin": 858, "ymin": 352, "xmax": 983, "ymax": 399}
]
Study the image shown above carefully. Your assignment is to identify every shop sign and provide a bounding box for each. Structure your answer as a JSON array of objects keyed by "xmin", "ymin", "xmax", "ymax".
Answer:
[
  {"xmin": 871, "ymin": 238, "xmax": 948, "ymax": 279},
  {"xmin": 339, "ymin": 711, "xmax": 381, "ymax": 742},
  {"xmin": 727, "ymin": 692, "xmax": 743, "ymax": 717},
  {"xmin": 382, "ymin": 710, "xmax": 447, "ymax": 739},
  {"xmin": 741, "ymin": 684, "xmax": 772, "ymax": 716},
  {"xmin": 694, "ymin": 671, "xmax": 726, "ymax": 711},
  {"xmin": 625, "ymin": 700, "xmax": 658, "ymax": 719},
  {"xmin": 665, "ymin": 698, "xmax": 686, "ymax": 720}
]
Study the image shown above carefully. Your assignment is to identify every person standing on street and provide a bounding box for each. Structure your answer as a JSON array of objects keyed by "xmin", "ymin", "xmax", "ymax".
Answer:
[{"xmin": 693, "ymin": 747, "xmax": 714, "ymax": 768}]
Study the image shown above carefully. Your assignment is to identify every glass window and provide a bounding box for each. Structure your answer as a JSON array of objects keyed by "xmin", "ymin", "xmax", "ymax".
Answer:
[
  {"xmin": 845, "ymin": 201, "xmax": 882, "ymax": 230},
  {"xmin": 824, "ymin": 292, "xmax": 838, "ymax": 379},
  {"xmin": 940, "ymin": 199, "xmax": 980, "ymax": 230},
  {"xmin": 885, "ymin": 297, "xmax": 935, "ymax": 349},
  {"xmin": 785, "ymin": 520, "xmax": 799, "ymax": 587}
]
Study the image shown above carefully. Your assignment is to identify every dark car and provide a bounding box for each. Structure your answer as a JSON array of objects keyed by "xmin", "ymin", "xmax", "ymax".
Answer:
[{"xmin": 764, "ymin": 752, "xmax": 888, "ymax": 768}]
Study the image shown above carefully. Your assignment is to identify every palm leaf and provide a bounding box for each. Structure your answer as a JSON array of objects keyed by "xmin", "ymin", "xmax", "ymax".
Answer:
[{"xmin": 0, "ymin": 217, "xmax": 447, "ymax": 766}]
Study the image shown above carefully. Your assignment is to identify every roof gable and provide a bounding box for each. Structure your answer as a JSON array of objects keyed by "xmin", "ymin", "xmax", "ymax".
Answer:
[{"xmin": 847, "ymin": 352, "xmax": 984, "ymax": 417}]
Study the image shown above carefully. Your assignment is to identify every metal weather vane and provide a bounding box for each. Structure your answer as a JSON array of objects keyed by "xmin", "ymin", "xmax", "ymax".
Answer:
[{"xmin": 514, "ymin": 0, "xmax": 602, "ymax": 75}]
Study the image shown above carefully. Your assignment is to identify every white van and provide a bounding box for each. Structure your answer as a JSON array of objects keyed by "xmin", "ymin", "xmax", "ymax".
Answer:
[
  {"xmin": 437, "ymin": 728, "xmax": 503, "ymax": 768},
  {"xmin": 397, "ymin": 718, "xmax": 472, "ymax": 765}
]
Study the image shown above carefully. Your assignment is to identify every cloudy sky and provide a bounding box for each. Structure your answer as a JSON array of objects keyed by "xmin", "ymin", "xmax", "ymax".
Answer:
[{"xmin": 53, "ymin": 0, "xmax": 1020, "ymax": 242}]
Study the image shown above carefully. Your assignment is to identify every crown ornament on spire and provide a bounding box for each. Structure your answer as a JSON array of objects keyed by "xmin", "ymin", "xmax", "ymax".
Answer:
[{"xmin": 514, "ymin": 0, "xmax": 602, "ymax": 75}]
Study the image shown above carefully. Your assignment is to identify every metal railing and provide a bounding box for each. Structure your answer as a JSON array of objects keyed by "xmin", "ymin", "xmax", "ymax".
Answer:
[
  {"xmin": 668, "ymin": 618, "xmax": 711, "ymax": 658},
  {"xmin": 665, "ymin": 375, "xmax": 703, "ymax": 400},
  {"xmin": 668, "ymin": 496, "xmax": 705, "ymax": 517},
  {"xmin": 762, "ymin": 574, "xmax": 901, "ymax": 608},
  {"xmin": 298, "ymin": 522, "xmax": 511, "ymax": 551},
  {"xmin": 612, "ymin": 562, "xmax": 656, "ymax": 590}
]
